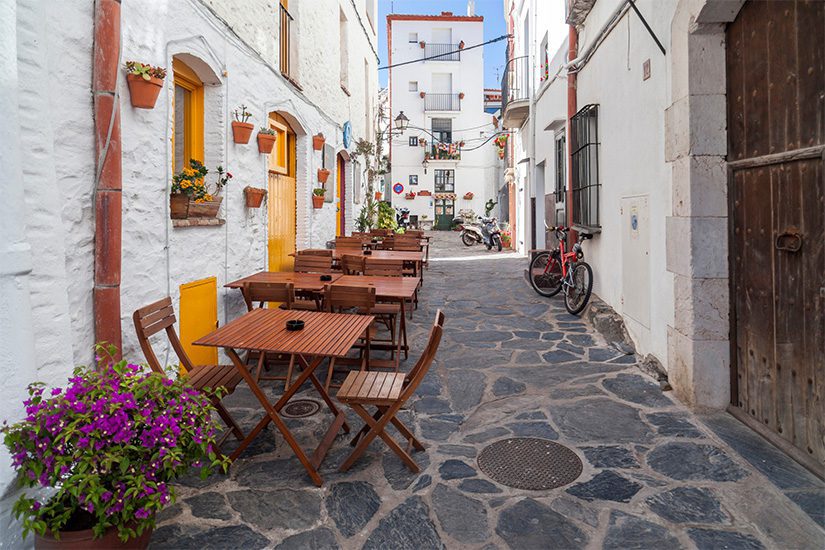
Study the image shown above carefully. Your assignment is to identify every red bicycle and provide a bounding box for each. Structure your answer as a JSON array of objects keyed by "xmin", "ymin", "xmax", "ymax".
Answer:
[{"xmin": 528, "ymin": 226, "xmax": 594, "ymax": 314}]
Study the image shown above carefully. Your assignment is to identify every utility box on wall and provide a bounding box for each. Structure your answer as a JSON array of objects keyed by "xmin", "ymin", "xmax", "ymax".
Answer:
[{"xmin": 621, "ymin": 195, "xmax": 650, "ymax": 328}]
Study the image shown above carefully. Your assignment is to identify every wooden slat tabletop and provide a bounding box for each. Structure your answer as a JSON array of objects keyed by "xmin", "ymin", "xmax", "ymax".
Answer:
[
  {"xmin": 334, "ymin": 275, "xmax": 420, "ymax": 300},
  {"xmin": 194, "ymin": 309, "xmax": 373, "ymax": 357},
  {"xmin": 225, "ymin": 271, "xmax": 341, "ymax": 291},
  {"xmin": 330, "ymin": 249, "xmax": 424, "ymax": 262}
]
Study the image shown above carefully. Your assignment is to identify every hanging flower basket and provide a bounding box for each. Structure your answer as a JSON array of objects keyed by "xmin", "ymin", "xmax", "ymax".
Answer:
[
  {"xmin": 405, "ymin": 192, "xmax": 416, "ymax": 200},
  {"xmin": 318, "ymin": 168, "xmax": 331, "ymax": 184},
  {"xmin": 463, "ymin": 192, "xmax": 474, "ymax": 200},
  {"xmin": 418, "ymin": 190, "xmax": 432, "ymax": 196},
  {"xmin": 313, "ymin": 133, "xmax": 326, "ymax": 151},
  {"xmin": 124, "ymin": 61, "xmax": 166, "ymax": 109},
  {"xmin": 257, "ymin": 130, "xmax": 277, "ymax": 154},
  {"xmin": 170, "ymin": 193, "xmax": 190, "ymax": 219},
  {"xmin": 232, "ymin": 121, "xmax": 254, "ymax": 144},
  {"xmin": 312, "ymin": 189, "xmax": 326, "ymax": 209},
  {"xmin": 244, "ymin": 186, "xmax": 267, "ymax": 208}
]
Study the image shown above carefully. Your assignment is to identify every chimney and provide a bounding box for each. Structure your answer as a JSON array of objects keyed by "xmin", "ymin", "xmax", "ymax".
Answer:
[{"xmin": 467, "ymin": 0, "xmax": 475, "ymax": 16}]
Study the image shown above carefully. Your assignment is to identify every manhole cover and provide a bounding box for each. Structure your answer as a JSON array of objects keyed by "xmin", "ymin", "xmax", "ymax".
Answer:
[
  {"xmin": 281, "ymin": 399, "xmax": 321, "ymax": 418},
  {"xmin": 478, "ymin": 437, "xmax": 583, "ymax": 490}
]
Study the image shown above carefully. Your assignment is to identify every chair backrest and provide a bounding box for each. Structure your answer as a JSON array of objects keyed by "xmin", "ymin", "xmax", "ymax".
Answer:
[
  {"xmin": 364, "ymin": 257, "xmax": 404, "ymax": 277},
  {"xmin": 341, "ymin": 254, "xmax": 365, "ymax": 275},
  {"xmin": 370, "ymin": 229, "xmax": 393, "ymax": 237},
  {"xmin": 297, "ymin": 248, "xmax": 333, "ymax": 257},
  {"xmin": 294, "ymin": 254, "xmax": 334, "ymax": 274},
  {"xmin": 401, "ymin": 310, "xmax": 445, "ymax": 401},
  {"xmin": 336, "ymin": 236, "xmax": 365, "ymax": 250},
  {"xmin": 405, "ymin": 229, "xmax": 424, "ymax": 238},
  {"xmin": 350, "ymin": 232, "xmax": 370, "ymax": 238},
  {"xmin": 241, "ymin": 282, "xmax": 295, "ymax": 311},
  {"xmin": 133, "ymin": 297, "xmax": 195, "ymax": 375},
  {"xmin": 391, "ymin": 239, "xmax": 423, "ymax": 252},
  {"xmin": 324, "ymin": 284, "xmax": 376, "ymax": 312}
]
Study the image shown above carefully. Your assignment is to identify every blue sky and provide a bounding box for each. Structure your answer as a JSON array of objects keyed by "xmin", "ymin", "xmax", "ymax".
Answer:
[{"xmin": 377, "ymin": 0, "xmax": 508, "ymax": 89}]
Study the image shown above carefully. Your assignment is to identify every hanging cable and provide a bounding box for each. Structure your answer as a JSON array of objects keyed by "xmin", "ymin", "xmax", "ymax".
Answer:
[{"xmin": 379, "ymin": 34, "xmax": 511, "ymax": 70}]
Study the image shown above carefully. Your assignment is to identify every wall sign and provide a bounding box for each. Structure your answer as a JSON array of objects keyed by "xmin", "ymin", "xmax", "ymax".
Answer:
[
  {"xmin": 393, "ymin": 183, "xmax": 404, "ymax": 194},
  {"xmin": 342, "ymin": 121, "xmax": 352, "ymax": 148}
]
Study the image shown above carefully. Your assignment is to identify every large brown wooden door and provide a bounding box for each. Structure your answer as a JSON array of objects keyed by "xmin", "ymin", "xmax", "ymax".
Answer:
[{"xmin": 727, "ymin": 0, "xmax": 824, "ymax": 474}]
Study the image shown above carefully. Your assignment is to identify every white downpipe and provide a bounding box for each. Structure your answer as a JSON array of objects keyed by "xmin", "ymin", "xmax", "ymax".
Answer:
[{"xmin": 567, "ymin": 0, "xmax": 632, "ymax": 72}]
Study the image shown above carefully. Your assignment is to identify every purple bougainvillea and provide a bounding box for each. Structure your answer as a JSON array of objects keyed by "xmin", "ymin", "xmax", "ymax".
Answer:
[{"xmin": 1, "ymin": 345, "xmax": 229, "ymax": 542}]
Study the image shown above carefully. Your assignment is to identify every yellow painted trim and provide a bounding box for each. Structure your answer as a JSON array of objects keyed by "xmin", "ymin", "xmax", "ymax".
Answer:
[
  {"xmin": 173, "ymin": 59, "xmax": 204, "ymax": 170},
  {"xmin": 178, "ymin": 276, "xmax": 218, "ymax": 371}
]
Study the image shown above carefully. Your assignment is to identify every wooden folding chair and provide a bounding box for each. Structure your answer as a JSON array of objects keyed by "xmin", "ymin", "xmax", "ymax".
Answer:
[
  {"xmin": 240, "ymin": 282, "xmax": 299, "ymax": 388},
  {"xmin": 341, "ymin": 254, "xmax": 365, "ymax": 275},
  {"xmin": 323, "ymin": 284, "xmax": 376, "ymax": 391},
  {"xmin": 337, "ymin": 310, "xmax": 445, "ymax": 473},
  {"xmin": 297, "ymin": 248, "xmax": 333, "ymax": 257},
  {"xmin": 336, "ymin": 236, "xmax": 365, "ymax": 251},
  {"xmin": 133, "ymin": 297, "xmax": 245, "ymax": 448},
  {"xmin": 294, "ymin": 254, "xmax": 334, "ymax": 274},
  {"xmin": 363, "ymin": 258, "xmax": 404, "ymax": 277}
]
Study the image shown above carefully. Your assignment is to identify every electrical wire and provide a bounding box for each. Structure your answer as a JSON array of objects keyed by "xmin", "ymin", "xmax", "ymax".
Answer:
[{"xmin": 379, "ymin": 34, "xmax": 511, "ymax": 70}]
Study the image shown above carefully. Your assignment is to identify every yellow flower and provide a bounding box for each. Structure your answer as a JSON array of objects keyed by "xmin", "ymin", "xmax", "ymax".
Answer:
[
  {"xmin": 181, "ymin": 181, "xmax": 191, "ymax": 188},
  {"xmin": 204, "ymin": 194, "xmax": 213, "ymax": 201}
]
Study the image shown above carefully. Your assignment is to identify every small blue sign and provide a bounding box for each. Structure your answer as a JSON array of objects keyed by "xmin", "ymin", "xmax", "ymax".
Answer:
[
  {"xmin": 393, "ymin": 183, "xmax": 404, "ymax": 194},
  {"xmin": 342, "ymin": 121, "xmax": 353, "ymax": 148},
  {"xmin": 631, "ymin": 214, "xmax": 638, "ymax": 231}
]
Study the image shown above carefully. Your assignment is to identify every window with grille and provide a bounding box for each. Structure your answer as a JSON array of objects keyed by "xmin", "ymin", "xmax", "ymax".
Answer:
[
  {"xmin": 570, "ymin": 104, "xmax": 599, "ymax": 229},
  {"xmin": 431, "ymin": 118, "xmax": 452, "ymax": 143},
  {"xmin": 554, "ymin": 132, "xmax": 566, "ymax": 203},
  {"xmin": 409, "ymin": 136, "xmax": 418, "ymax": 146},
  {"xmin": 434, "ymin": 169, "xmax": 455, "ymax": 192}
]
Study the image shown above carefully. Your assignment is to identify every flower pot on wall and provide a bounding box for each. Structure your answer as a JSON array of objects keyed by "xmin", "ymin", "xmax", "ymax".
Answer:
[
  {"xmin": 312, "ymin": 193, "xmax": 325, "ymax": 209},
  {"xmin": 419, "ymin": 41, "xmax": 426, "ymax": 49},
  {"xmin": 244, "ymin": 186, "xmax": 267, "ymax": 208},
  {"xmin": 463, "ymin": 192, "xmax": 474, "ymax": 200},
  {"xmin": 257, "ymin": 133, "xmax": 277, "ymax": 154},
  {"xmin": 188, "ymin": 196, "xmax": 223, "ymax": 218},
  {"xmin": 231, "ymin": 121, "xmax": 254, "ymax": 144},
  {"xmin": 317, "ymin": 168, "xmax": 331, "ymax": 184},
  {"xmin": 170, "ymin": 193, "xmax": 189, "ymax": 219},
  {"xmin": 459, "ymin": 92, "xmax": 465, "ymax": 100},
  {"xmin": 312, "ymin": 133, "xmax": 326, "ymax": 151},
  {"xmin": 419, "ymin": 91, "xmax": 426, "ymax": 99},
  {"xmin": 126, "ymin": 74, "xmax": 163, "ymax": 109},
  {"xmin": 375, "ymin": 192, "xmax": 382, "ymax": 200},
  {"xmin": 418, "ymin": 190, "xmax": 432, "ymax": 197}
]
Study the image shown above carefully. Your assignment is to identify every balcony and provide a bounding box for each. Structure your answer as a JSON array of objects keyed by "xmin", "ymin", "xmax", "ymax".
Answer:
[
  {"xmin": 424, "ymin": 43, "xmax": 461, "ymax": 62},
  {"xmin": 501, "ymin": 55, "xmax": 530, "ymax": 128},
  {"xmin": 425, "ymin": 93, "xmax": 461, "ymax": 112},
  {"xmin": 426, "ymin": 143, "xmax": 461, "ymax": 161}
]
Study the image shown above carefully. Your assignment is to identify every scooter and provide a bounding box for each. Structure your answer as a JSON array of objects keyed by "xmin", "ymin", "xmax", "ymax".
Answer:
[
  {"xmin": 395, "ymin": 207, "xmax": 410, "ymax": 230},
  {"xmin": 460, "ymin": 217, "xmax": 503, "ymax": 251}
]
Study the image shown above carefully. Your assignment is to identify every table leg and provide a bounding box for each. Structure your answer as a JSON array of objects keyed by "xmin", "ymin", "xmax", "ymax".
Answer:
[
  {"xmin": 400, "ymin": 299, "xmax": 408, "ymax": 360},
  {"xmin": 225, "ymin": 348, "xmax": 324, "ymax": 486}
]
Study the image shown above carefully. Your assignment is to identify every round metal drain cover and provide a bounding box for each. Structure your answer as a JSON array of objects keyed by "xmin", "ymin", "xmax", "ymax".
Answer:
[
  {"xmin": 478, "ymin": 437, "xmax": 583, "ymax": 490},
  {"xmin": 281, "ymin": 399, "xmax": 321, "ymax": 418}
]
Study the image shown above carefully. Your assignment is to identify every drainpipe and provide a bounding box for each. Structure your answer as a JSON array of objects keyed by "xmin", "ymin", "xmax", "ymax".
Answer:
[
  {"xmin": 566, "ymin": 24, "xmax": 577, "ymax": 231},
  {"xmin": 93, "ymin": 0, "xmax": 123, "ymax": 358}
]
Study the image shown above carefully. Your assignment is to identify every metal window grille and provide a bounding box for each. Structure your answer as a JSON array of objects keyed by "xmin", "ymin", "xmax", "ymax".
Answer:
[
  {"xmin": 434, "ymin": 169, "xmax": 455, "ymax": 192},
  {"xmin": 425, "ymin": 94, "xmax": 461, "ymax": 111},
  {"xmin": 409, "ymin": 136, "xmax": 418, "ymax": 146},
  {"xmin": 424, "ymin": 43, "xmax": 461, "ymax": 61},
  {"xmin": 555, "ymin": 133, "xmax": 566, "ymax": 203},
  {"xmin": 431, "ymin": 118, "xmax": 452, "ymax": 142},
  {"xmin": 570, "ymin": 104, "xmax": 600, "ymax": 229}
]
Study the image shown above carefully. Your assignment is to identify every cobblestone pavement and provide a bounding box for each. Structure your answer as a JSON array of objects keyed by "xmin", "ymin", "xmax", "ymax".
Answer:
[{"xmin": 152, "ymin": 232, "xmax": 824, "ymax": 549}]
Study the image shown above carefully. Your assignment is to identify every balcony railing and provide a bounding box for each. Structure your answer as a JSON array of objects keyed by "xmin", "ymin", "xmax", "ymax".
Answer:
[
  {"xmin": 427, "ymin": 143, "xmax": 461, "ymax": 161},
  {"xmin": 425, "ymin": 93, "xmax": 461, "ymax": 111},
  {"xmin": 501, "ymin": 55, "xmax": 530, "ymax": 110},
  {"xmin": 424, "ymin": 43, "xmax": 461, "ymax": 61}
]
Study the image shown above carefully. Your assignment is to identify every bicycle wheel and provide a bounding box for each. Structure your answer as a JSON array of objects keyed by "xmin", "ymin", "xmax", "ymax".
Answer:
[
  {"xmin": 564, "ymin": 261, "xmax": 593, "ymax": 315},
  {"xmin": 529, "ymin": 251, "xmax": 563, "ymax": 297},
  {"xmin": 493, "ymin": 235, "xmax": 503, "ymax": 252}
]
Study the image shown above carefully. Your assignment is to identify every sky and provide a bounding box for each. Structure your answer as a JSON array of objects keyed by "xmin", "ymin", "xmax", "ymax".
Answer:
[{"xmin": 377, "ymin": 0, "xmax": 508, "ymax": 89}]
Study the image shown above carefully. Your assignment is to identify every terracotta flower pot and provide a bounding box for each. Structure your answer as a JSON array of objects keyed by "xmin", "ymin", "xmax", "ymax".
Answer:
[
  {"xmin": 459, "ymin": 92, "xmax": 465, "ymax": 100},
  {"xmin": 419, "ymin": 41, "xmax": 426, "ymax": 49},
  {"xmin": 312, "ymin": 194, "xmax": 325, "ymax": 209},
  {"xmin": 231, "ymin": 121, "xmax": 254, "ymax": 144},
  {"xmin": 188, "ymin": 195, "xmax": 223, "ymax": 218},
  {"xmin": 126, "ymin": 74, "xmax": 163, "ymax": 109},
  {"xmin": 374, "ymin": 192, "xmax": 382, "ymax": 200},
  {"xmin": 459, "ymin": 40, "xmax": 465, "ymax": 49},
  {"xmin": 36, "ymin": 524, "xmax": 153, "ymax": 550},
  {"xmin": 419, "ymin": 91, "xmax": 426, "ymax": 99},
  {"xmin": 257, "ymin": 133, "xmax": 277, "ymax": 154},
  {"xmin": 244, "ymin": 186, "xmax": 267, "ymax": 208},
  {"xmin": 170, "ymin": 193, "xmax": 189, "ymax": 219},
  {"xmin": 312, "ymin": 133, "xmax": 326, "ymax": 151},
  {"xmin": 464, "ymin": 193, "xmax": 474, "ymax": 200},
  {"xmin": 317, "ymin": 168, "xmax": 331, "ymax": 184},
  {"xmin": 418, "ymin": 190, "xmax": 432, "ymax": 196}
]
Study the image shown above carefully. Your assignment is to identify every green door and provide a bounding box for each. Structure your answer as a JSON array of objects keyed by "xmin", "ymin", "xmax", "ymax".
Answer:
[{"xmin": 435, "ymin": 198, "xmax": 454, "ymax": 230}]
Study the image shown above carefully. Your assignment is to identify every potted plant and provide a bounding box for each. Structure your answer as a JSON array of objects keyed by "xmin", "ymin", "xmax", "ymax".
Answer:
[
  {"xmin": 459, "ymin": 92, "xmax": 465, "ymax": 100},
  {"xmin": 189, "ymin": 164, "xmax": 232, "ymax": 218},
  {"xmin": 419, "ymin": 41, "xmax": 426, "ymax": 49},
  {"xmin": 170, "ymin": 159, "xmax": 207, "ymax": 219},
  {"xmin": 244, "ymin": 186, "xmax": 267, "ymax": 208},
  {"xmin": 501, "ymin": 229, "xmax": 512, "ymax": 248},
  {"xmin": 1, "ymin": 347, "xmax": 228, "ymax": 548},
  {"xmin": 418, "ymin": 190, "xmax": 432, "ymax": 197},
  {"xmin": 405, "ymin": 191, "xmax": 416, "ymax": 200},
  {"xmin": 317, "ymin": 168, "xmax": 331, "ymax": 184},
  {"xmin": 374, "ymin": 191, "xmax": 382, "ymax": 201},
  {"xmin": 124, "ymin": 62, "xmax": 166, "ymax": 109},
  {"xmin": 419, "ymin": 91, "xmax": 426, "ymax": 99},
  {"xmin": 463, "ymin": 192, "xmax": 474, "ymax": 200},
  {"xmin": 459, "ymin": 40, "xmax": 465, "ymax": 49},
  {"xmin": 231, "ymin": 105, "xmax": 254, "ymax": 144},
  {"xmin": 312, "ymin": 133, "xmax": 326, "ymax": 151},
  {"xmin": 257, "ymin": 128, "xmax": 277, "ymax": 154},
  {"xmin": 312, "ymin": 188, "xmax": 326, "ymax": 209}
]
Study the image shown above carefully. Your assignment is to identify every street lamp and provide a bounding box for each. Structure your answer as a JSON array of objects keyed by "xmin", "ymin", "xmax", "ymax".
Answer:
[
  {"xmin": 394, "ymin": 111, "xmax": 409, "ymax": 131},
  {"xmin": 422, "ymin": 157, "xmax": 429, "ymax": 175}
]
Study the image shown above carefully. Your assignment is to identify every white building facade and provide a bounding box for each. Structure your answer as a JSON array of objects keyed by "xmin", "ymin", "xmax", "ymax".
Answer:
[
  {"xmin": 387, "ymin": 11, "xmax": 501, "ymax": 230},
  {"xmin": 0, "ymin": 0, "xmax": 378, "ymax": 496}
]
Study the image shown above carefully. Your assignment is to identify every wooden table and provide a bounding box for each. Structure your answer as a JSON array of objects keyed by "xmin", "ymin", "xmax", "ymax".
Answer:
[
  {"xmin": 225, "ymin": 271, "xmax": 341, "ymax": 291},
  {"xmin": 194, "ymin": 308, "xmax": 374, "ymax": 486},
  {"xmin": 333, "ymin": 275, "xmax": 421, "ymax": 366}
]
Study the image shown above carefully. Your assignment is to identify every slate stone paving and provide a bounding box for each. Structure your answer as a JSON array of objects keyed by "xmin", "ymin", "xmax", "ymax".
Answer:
[{"xmin": 151, "ymin": 233, "xmax": 824, "ymax": 549}]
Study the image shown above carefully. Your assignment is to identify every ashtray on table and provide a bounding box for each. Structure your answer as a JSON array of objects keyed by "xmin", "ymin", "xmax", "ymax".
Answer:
[
  {"xmin": 320, "ymin": 275, "xmax": 333, "ymax": 281},
  {"xmin": 363, "ymin": 250, "xmax": 373, "ymax": 255},
  {"xmin": 286, "ymin": 320, "xmax": 305, "ymax": 331}
]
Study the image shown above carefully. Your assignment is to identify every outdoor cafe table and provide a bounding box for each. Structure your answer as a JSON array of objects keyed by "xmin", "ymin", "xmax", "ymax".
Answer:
[
  {"xmin": 224, "ymin": 271, "xmax": 341, "ymax": 291},
  {"xmin": 194, "ymin": 308, "xmax": 373, "ymax": 486},
  {"xmin": 333, "ymin": 274, "xmax": 421, "ymax": 366}
]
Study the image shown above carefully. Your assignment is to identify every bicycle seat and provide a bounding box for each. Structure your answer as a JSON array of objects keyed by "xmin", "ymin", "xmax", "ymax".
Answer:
[{"xmin": 580, "ymin": 232, "xmax": 594, "ymax": 240}]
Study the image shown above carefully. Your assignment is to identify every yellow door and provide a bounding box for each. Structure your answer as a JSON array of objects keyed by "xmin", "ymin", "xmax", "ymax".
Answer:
[
  {"xmin": 336, "ymin": 154, "xmax": 345, "ymax": 236},
  {"xmin": 179, "ymin": 277, "xmax": 218, "ymax": 367},
  {"xmin": 268, "ymin": 172, "xmax": 296, "ymax": 271}
]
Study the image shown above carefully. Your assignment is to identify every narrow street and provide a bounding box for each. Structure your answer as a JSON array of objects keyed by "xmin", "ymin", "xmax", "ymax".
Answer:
[{"xmin": 151, "ymin": 233, "xmax": 823, "ymax": 550}]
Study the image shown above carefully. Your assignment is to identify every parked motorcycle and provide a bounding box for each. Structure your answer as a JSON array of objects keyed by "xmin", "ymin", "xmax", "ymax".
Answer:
[
  {"xmin": 395, "ymin": 207, "xmax": 410, "ymax": 230},
  {"xmin": 460, "ymin": 217, "xmax": 503, "ymax": 251}
]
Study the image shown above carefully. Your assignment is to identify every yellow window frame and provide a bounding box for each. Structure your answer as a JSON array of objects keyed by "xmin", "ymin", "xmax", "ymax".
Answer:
[
  {"xmin": 172, "ymin": 58, "xmax": 204, "ymax": 171},
  {"xmin": 267, "ymin": 117, "xmax": 292, "ymax": 175}
]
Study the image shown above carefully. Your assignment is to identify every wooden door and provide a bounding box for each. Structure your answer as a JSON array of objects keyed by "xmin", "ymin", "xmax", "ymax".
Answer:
[
  {"xmin": 435, "ymin": 198, "xmax": 454, "ymax": 230},
  {"xmin": 268, "ymin": 173, "xmax": 296, "ymax": 272},
  {"xmin": 727, "ymin": 0, "xmax": 824, "ymax": 474},
  {"xmin": 337, "ymin": 153, "xmax": 346, "ymax": 236}
]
